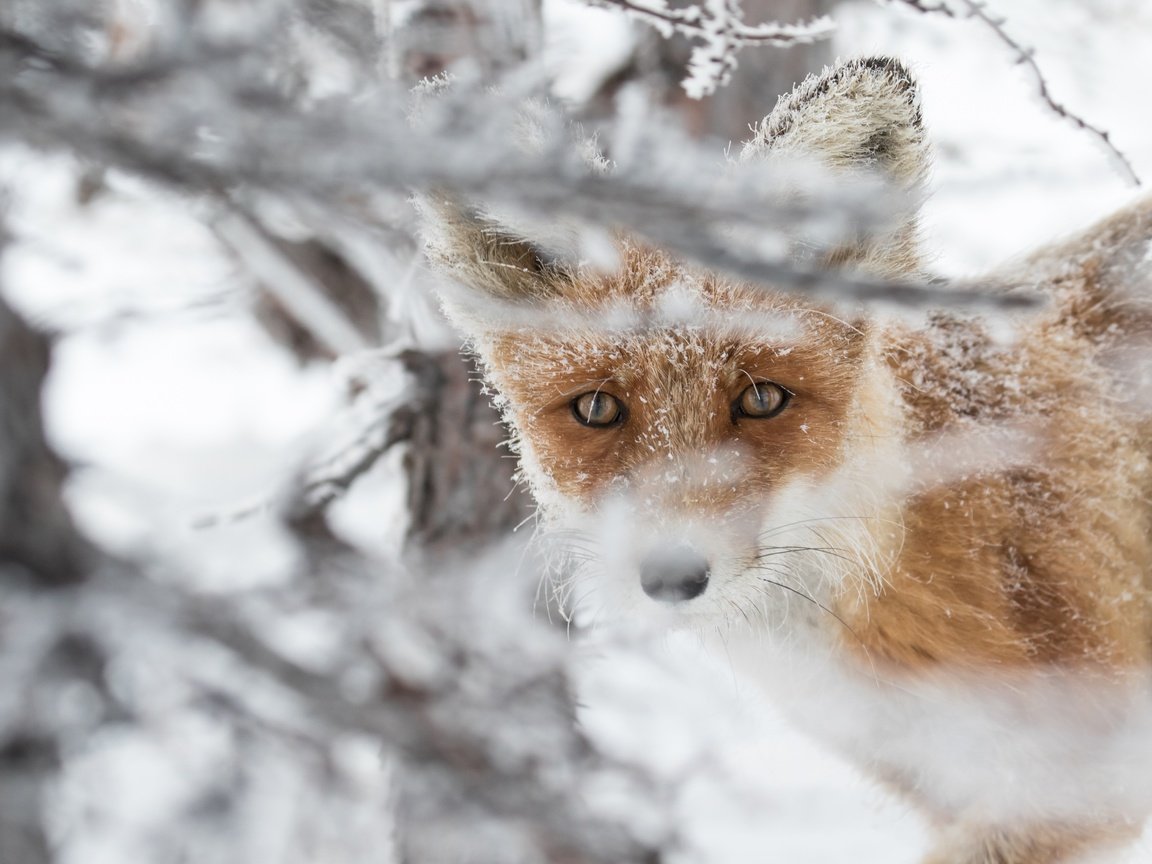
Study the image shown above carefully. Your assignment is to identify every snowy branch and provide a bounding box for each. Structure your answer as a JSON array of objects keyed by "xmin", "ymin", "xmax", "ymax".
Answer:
[
  {"xmin": 294, "ymin": 349, "xmax": 439, "ymax": 516},
  {"xmin": 188, "ymin": 349, "xmax": 429, "ymax": 530},
  {"xmin": 0, "ymin": 286, "xmax": 666, "ymax": 864},
  {"xmin": 2, "ymin": 534, "xmax": 669, "ymax": 864},
  {"xmin": 0, "ymin": 21, "xmax": 1037, "ymax": 310},
  {"xmin": 585, "ymin": 0, "xmax": 835, "ymax": 97},
  {"xmin": 585, "ymin": 0, "xmax": 835, "ymax": 45},
  {"xmin": 889, "ymin": 0, "xmax": 1141, "ymax": 186},
  {"xmin": 143, "ymin": 567, "xmax": 668, "ymax": 864}
]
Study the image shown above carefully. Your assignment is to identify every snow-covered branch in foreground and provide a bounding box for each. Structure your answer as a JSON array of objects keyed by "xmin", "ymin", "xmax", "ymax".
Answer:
[
  {"xmin": 0, "ymin": 286, "xmax": 668, "ymax": 863},
  {"xmin": 890, "ymin": 0, "xmax": 1141, "ymax": 186},
  {"xmin": 585, "ymin": 0, "xmax": 836, "ymax": 98},
  {"xmin": 0, "ymin": 17, "xmax": 1035, "ymax": 311}
]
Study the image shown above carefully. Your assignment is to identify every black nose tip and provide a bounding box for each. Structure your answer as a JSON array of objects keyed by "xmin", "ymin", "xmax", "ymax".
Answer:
[{"xmin": 640, "ymin": 546, "xmax": 710, "ymax": 603}]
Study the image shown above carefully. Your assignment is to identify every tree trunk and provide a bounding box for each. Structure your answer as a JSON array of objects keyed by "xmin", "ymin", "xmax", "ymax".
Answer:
[
  {"xmin": 390, "ymin": 0, "xmax": 540, "ymax": 560},
  {"xmin": 0, "ymin": 274, "xmax": 96, "ymax": 864},
  {"xmin": 0, "ymin": 294, "xmax": 91, "ymax": 587}
]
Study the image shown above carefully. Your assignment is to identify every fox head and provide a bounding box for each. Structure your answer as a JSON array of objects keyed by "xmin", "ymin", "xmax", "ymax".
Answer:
[{"xmin": 422, "ymin": 58, "xmax": 929, "ymax": 634}]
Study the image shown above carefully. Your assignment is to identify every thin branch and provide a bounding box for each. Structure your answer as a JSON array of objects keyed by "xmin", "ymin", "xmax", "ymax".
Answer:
[
  {"xmin": 585, "ymin": 0, "xmax": 835, "ymax": 97},
  {"xmin": 890, "ymin": 0, "xmax": 1141, "ymax": 187},
  {"xmin": 586, "ymin": 0, "xmax": 835, "ymax": 46},
  {"xmin": 191, "ymin": 349, "xmax": 436, "ymax": 528},
  {"xmin": 292, "ymin": 349, "xmax": 440, "ymax": 516}
]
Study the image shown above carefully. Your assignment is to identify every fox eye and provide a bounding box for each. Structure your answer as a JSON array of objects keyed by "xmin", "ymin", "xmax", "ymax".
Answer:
[
  {"xmin": 572, "ymin": 391, "xmax": 624, "ymax": 427},
  {"xmin": 735, "ymin": 381, "xmax": 789, "ymax": 419}
]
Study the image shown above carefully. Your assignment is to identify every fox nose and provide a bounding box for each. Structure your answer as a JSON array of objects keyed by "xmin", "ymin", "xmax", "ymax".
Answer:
[{"xmin": 639, "ymin": 545, "xmax": 710, "ymax": 603}]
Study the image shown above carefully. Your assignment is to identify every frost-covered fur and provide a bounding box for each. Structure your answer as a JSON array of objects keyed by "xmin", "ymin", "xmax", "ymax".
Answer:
[{"xmin": 422, "ymin": 57, "xmax": 1152, "ymax": 864}]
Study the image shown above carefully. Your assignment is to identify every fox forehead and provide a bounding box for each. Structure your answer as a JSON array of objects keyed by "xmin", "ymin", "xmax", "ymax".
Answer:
[
  {"xmin": 476, "ymin": 241, "xmax": 866, "ymax": 396},
  {"xmin": 482, "ymin": 301, "xmax": 867, "ymax": 508}
]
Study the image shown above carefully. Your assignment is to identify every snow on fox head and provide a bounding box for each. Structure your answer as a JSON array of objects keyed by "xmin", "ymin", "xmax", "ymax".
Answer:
[{"xmin": 422, "ymin": 58, "xmax": 928, "ymax": 635}]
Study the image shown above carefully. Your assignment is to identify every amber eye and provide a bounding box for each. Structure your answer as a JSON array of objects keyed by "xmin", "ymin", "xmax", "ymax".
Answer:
[
  {"xmin": 572, "ymin": 391, "xmax": 624, "ymax": 427},
  {"xmin": 734, "ymin": 381, "xmax": 789, "ymax": 419}
]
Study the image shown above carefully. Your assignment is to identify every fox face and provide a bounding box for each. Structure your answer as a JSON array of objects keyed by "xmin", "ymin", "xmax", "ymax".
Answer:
[
  {"xmin": 423, "ymin": 58, "xmax": 923, "ymax": 630},
  {"xmin": 478, "ymin": 270, "xmax": 896, "ymax": 627}
]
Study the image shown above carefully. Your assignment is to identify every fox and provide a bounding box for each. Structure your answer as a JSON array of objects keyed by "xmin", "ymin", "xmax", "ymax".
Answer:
[{"xmin": 420, "ymin": 57, "xmax": 1152, "ymax": 863}]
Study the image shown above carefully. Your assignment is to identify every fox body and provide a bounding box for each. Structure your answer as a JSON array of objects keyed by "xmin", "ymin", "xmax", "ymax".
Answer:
[{"xmin": 423, "ymin": 59, "xmax": 1152, "ymax": 863}]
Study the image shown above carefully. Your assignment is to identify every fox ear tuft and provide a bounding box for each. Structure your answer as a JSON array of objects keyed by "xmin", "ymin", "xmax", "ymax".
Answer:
[{"xmin": 746, "ymin": 56, "xmax": 928, "ymax": 190}]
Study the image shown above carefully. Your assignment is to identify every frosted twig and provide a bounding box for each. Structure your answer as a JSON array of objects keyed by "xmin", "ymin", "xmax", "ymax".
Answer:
[
  {"xmin": 292, "ymin": 348, "xmax": 438, "ymax": 515},
  {"xmin": 1, "ymin": 17, "xmax": 1047, "ymax": 313},
  {"xmin": 192, "ymin": 349, "xmax": 435, "ymax": 528},
  {"xmin": 586, "ymin": 0, "xmax": 834, "ymax": 45},
  {"xmin": 585, "ymin": 0, "xmax": 835, "ymax": 98},
  {"xmin": 889, "ymin": 0, "xmax": 1141, "ymax": 186}
]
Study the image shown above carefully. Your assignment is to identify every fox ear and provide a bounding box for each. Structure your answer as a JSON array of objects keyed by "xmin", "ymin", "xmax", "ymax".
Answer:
[
  {"xmin": 417, "ymin": 195, "xmax": 573, "ymax": 301},
  {"xmin": 749, "ymin": 56, "xmax": 928, "ymax": 190},
  {"xmin": 743, "ymin": 57, "xmax": 930, "ymax": 275}
]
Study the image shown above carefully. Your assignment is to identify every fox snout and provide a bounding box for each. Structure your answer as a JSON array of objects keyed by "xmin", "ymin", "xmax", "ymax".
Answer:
[{"xmin": 639, "ymin": 544, "xmax": 711, "ymax": 603}]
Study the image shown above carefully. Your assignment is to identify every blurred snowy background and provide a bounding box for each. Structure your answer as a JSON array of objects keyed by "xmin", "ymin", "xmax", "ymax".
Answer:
[{"xmin": 1, "ymin": 0, "xmax": 1151, "ymax": 862}]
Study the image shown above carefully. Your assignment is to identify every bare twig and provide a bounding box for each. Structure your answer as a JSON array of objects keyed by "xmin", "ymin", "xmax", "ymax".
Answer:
[{"xmin": 890, "ymin": 0, "xmax": 1141, "ymax": 186}]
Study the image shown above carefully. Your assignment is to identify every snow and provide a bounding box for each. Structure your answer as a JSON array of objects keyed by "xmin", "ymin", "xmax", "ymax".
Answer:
[
  {"xmin": 578, "ymin": 633, "xmax": 928, "ymax": 862},
  {"xmin": 5, "ymin": 1, "xmax": 1152, "ymax": 862}
]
